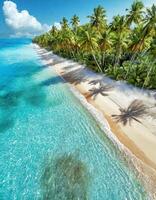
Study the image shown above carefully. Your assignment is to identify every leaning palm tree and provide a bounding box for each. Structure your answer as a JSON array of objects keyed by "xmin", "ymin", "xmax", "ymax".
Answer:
[
  {"xmin": 126, "ymin": 0, "xmax": 144, "ymax": 27},
  {"xmin": 128, "ymin": 25, "xmax": 146, "ymax": 53},
  {"xmin": 88, "ymin": 5, "xmax": 106, "ymax": 32},
  {"xmin": 112, "ymin": 99, "xmax": 147, "ymax": 126},
  {"xmin": 71, "ymin": 15, "xmax": 80, "ymax": 32},
  {"xmin": 79, "ymin": 29, "xmax": 102, "ymax": 72},
  {"xmin": 143, "ymin": 4, "xmax": 156, "ymax": 37},
  {"xmin": 130, "ymin": 4, "xmax": 156, "ymax": 59}
]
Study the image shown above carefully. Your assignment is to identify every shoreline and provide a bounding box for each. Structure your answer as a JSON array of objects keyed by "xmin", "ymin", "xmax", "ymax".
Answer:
[{"xmin": 34, "ymin": 44, "xmax": 156, "ymax": 198}]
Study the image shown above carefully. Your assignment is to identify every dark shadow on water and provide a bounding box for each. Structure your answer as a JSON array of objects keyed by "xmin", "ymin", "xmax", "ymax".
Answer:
[
  {"xmin": 24, "ymin": 85, "xmax": 47, "ymax": 107},
  {"xmin": 6, "ymin": 62, "xmax": 45, "ymax": 80},
  {"xmin": 0, "ymin": 91, "xmax": 23, "ymax": 109},
  {"xmin": 0, "ymin": 111, "xmax": 15, "ymax": 133},
  {"xmin": 0, "ymin": 83, "xmax": 8, "ymax": 91},
  {"xmin": 0, "ymin": 118, "xmax": 14, "ymax": 133},
  {"xmin": 40, "ymin": 76, "xmax": 63, "ymax": 87},
  {"xmin": 48, "ymin": 98, "xmax": 63, "ymax": 108},
  {"xmin": 0, "ymin": 80, "xmax": 53, "ymax": 109},
  {"xmin": 41, "ymin": 153, "xmax": 90, "ymax": 200}
]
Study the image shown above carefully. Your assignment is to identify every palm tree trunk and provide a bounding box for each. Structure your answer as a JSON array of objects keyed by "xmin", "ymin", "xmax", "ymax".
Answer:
[
  {"xmin": 102, "ymin": 52, "xmax": 106, "ymax": 68},
  {"xmin": 142, "ymin": 60, "xmax": 155, "ymax": 88},
  {"xmin": 92, "ymin": 53, "xmax": 103, "ymax": 73}
]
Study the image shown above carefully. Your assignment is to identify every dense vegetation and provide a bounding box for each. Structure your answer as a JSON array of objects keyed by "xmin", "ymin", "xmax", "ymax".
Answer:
[{"xmin": 33, "ymin": 1, "xmax": 156, "ymax": 89}]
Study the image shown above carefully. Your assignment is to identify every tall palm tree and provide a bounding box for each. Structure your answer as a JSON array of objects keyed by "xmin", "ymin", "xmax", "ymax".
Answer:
[
  {"xmin": 110, "ymin": 15, "xmax": 127, "ymax": 33},
  {"xmin": 112, "ymin": 32, "xmax": 128, "ymax": 65},
  {"xmin": 128, "ymin": 25, "xmax": 145, "ymax": 53},
  {"xmin": 50, "ymin": 25, "xmax": 58, "ymax": 36},
  {"xmin": 132, "ymin": 4, "xmax": 156, "ymax": 56},
  {"xmin": 110, "ymin": 15, "xmax": 129, "ymax": 65},
  {"xmin": 60, "ymin": 17, "xmax": 69, "ymax": 30},
  {"xmin": 79, "ymin": 29, "xmax": 102, "ymax": 72},
  {"xmin": 58, "ymin": 30, "xmax": 75, "ymax": 56},
  {"xmin": 71, "ymin": 15, "xmax": 80, "ymax": 32},
  {"xmin": 99, "ymin": 30, "xmax": 112, "ymax": 68},
  {"xmin": 88, "ymin": 5, "xmax": 106, "ymax": 32},
  {"xmin": 126, "ymin": 0, "xmax": 144, "ymax": 27},
  {"xmin": 143, "ymin": 37, "xmax": 156, "ymax": 87},
  {"xmin": 143, "ymin": 4, "xmax": 156, "ymax": 37}
]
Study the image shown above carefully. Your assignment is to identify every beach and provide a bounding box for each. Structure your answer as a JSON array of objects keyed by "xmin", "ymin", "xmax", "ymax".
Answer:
[{"xmin": 35, "ymin": 44, "xmax": 156, "ymax": 195}]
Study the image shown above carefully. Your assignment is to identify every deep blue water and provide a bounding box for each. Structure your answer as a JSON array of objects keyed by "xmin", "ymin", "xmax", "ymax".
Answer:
[{"xmin": 0, "ymin": 38, "xmax": 149, "ymax": 199}]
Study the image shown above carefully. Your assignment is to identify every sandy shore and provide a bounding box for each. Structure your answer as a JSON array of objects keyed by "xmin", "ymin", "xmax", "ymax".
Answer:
[{"xmin": 34, "ymin": 45, "xmax": 156, "ymax": 197}]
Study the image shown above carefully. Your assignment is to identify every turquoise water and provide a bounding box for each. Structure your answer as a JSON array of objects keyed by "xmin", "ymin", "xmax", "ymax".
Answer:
[{"xmin": 0, "ymin": 39, "xmax": 149, "ymax": 199}]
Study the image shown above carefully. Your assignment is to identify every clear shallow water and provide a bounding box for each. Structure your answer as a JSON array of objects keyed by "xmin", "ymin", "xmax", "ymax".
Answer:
[{"xmin": 0, "ymin": 38, "xmax": 149, "ymax": 200}]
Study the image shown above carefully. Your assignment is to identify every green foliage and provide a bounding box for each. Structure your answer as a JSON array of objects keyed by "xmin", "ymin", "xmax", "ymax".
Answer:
[{"xmin": 33, "ymin": 2, "xmax": 156, "ymax": 89}]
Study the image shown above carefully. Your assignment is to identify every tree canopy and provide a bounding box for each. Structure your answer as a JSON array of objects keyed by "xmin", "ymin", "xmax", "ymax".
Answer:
[{"xmin": 33, "ymin": 1, "xmax": 156, "ymax": 89}]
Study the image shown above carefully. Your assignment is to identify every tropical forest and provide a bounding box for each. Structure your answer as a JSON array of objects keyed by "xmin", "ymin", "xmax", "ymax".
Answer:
[{"xmin": 33, "ymin": 1, "xmax": 156, "ymax": 89}]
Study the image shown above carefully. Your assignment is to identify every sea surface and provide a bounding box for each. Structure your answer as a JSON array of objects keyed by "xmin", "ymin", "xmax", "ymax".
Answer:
[{"xmin": 0, "ymin": 38, "xmax": 150, "ymax": 199}]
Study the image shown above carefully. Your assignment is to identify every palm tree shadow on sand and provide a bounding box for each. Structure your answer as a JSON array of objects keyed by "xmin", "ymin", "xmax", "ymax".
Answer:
[
  {"xmin": 88, "ymin": 78, "xmax": 104, "ymax": 86},
  {"xmin": 40, "ymin": 153, "xmax": 90, "ymax": 200},
  {"xmin": 85, "ymin": 84, "xmax": 113, "ymax": 100},
  {"xmin": 62, "ymin": 68, "xmax": 88, "ymax": 85},
  {"xmin": 112, "ymin": 99, "xmax": 147, "ymax": 126}
]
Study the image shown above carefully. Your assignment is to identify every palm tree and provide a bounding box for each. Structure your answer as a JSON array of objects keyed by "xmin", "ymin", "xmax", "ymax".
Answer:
[
  {"xmin": 71, "ymin": 15, "xmax": 80, "ymax": 32},
  {"xmin": 110, "ymin": 15, "xmax": 127, "ymax": 33},
  {"xmin": 112, "ymin": 32, "xmax": 128, "ymax": 65},
  {"xmin": 149, "ymin": 36, "xmax": 156, "ymax": 56},
  {"xmin": 110, "ymin": 15, "xmax": 128, "ymax": 65},
  {"xmin": 112, "ymin": 99, "xmax": 147, "ymax": 126},
  {"xmin": 128, "ymin": 25, "xmax": 146, "ymax": 53},
  {"xmin": 50, "ymin": 25, "xmax": 58, "ymax": 36},
  {"xmin": 88, "ymin": 5, "xmax": 106, "ymax": 32},
  {"xmin": 143, "ymin": 4, "xmax": 156, "ymax": 37},
  {"xmin": 79, "ymin": 29, "xmax": 103, "ymax": 72},
  {"xmin": 33, "ymin": 2, "xmax": 156, "ymax": 89},
  {"xmin": 126, "ymin": 0, "xmax": 144, "ymax": 27},
  {"xmin": 60, "ymin": 17, "xmax": 69, "ymax": 30},
  {"xmin": 57, "ymin": 30, "xmax": 76, "ymax": 57},
  {"xmin": 99, "ymin": 30, "xmax": 112, "ymax": 68},
  {"xmin": 143, "ymin": 37, "xmax": 156, "ymax": 87},
  {"xmin": 137, "ymin": 4, "xmax": 156, "ymax": 51}
]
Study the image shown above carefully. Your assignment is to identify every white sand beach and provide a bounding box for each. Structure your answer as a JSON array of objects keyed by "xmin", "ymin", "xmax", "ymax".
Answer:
[{"xmin": 34, "ymin": 45, "xmax": 156, "ymax": 196}]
